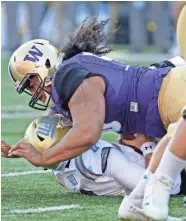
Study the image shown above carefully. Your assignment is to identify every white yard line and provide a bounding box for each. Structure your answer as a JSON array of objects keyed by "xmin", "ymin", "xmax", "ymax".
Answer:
[
  {"xmin": 1, "ymin": 170, "xmax": 51, "ymax": 177},
  {"xmin": 2, "ymin": 104, "xmax": 47, "ymax": 119},
  {"xmin": 2, "ymin": 105, "xmax": 32, "ymax": 111},
  {"xmin": 2, "ymin": 112, "xmax": 45, "ymax": 119},
  {"xmin": 2, "ymin": 170, "xmax": 81, "ymax": 215},
  {"xmin": 10, "ymin": 204, "xmax": 80, "ymax": 214}
]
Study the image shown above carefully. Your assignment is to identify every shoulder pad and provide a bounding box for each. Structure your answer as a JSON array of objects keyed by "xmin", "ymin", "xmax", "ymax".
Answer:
[{"xmin": 54, "ymin": 62, "xmax": 91, "ymax": 106}]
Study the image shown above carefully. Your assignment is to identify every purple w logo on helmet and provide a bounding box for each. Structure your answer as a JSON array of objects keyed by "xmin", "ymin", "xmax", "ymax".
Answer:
[{"xmin": 24, "ymin": 45, "xmax": 43, "ymax": 62}]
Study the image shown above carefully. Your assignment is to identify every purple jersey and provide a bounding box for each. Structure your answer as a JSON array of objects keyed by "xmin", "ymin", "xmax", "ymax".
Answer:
[{"xmin": 51, "ymin": 52, "xmax": 171, "ymax": 138}]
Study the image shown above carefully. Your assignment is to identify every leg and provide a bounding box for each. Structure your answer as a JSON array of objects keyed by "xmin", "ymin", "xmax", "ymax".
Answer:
[
  {"xmin": 143, "ymin": 116, "xmax": 186, "ymax": 221},
  {"xmin": 104, "ymin": 148, "xmax": 146, "ymax": 192},
  {"xmin": 119, "ymin": 121, "xmax": 185, "ymax": 221}
]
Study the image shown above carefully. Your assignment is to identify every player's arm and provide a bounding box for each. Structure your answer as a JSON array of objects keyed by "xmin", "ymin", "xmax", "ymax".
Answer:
[
  {"xmin": 9, "ymin": 76, "xmax": 105, "ymax": 166},
  {"xmin": 119, "ymin": 134, "xmax": 155, "ymax": 167},
  {"xmin": 1, "ymin": 109, "xmax": 56, "ymax": 158},
  {"xmin": 8, "ymin": 62, "xmax": 105, "ymax": 166},
  {"xmin": 1, "ymin": 108, "xmax": 57, "ymax": 158},
  {"xmin": 39, "ymin": 76, "xmax": 105, "ymax": 165},
  {"xmin": 1, "ymin": 139, "xmax": 25, "ymax": 158},
  {"xmin": 139, "ymin": 142, "xmax": 157, "ymax": 167}
]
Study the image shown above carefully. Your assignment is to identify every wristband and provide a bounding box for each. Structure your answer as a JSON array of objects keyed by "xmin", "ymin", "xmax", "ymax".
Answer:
[{"xmin": 140, "ymin": 142, "xmax": 156, "ymax": 157}]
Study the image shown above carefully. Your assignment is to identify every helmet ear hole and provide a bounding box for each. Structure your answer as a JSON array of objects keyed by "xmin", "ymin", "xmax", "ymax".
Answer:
[
  {"xmin": 37, "ymin": 135, "xmax": 45, "ymax": 142},
  {"xmin": 34, "ymin": 122, "xmax": 37, "ymax": 128},
  {"xmin": 45, "ymin": 59, "xmax": 51, "ymax": 69}
]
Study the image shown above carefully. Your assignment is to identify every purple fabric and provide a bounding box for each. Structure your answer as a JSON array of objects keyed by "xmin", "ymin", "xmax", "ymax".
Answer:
[{"xmin": 51, "ymin": 53, "xmax": 171, "ymax": 138}]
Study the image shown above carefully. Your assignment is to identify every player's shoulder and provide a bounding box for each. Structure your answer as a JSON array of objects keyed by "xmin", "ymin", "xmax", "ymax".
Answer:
[
  {"xmin": 55, "ymin": 58, "xmax": 83, "ymax": 75},
  {"xmin": 53, "ymin": 59, "xmax": 91, "ymax": 102}
]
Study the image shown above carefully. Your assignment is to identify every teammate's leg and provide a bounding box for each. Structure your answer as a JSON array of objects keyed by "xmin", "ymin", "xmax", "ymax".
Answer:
[
  {"xmin": 143, "ymin": 116, "xmax": 186, "ymax": 221},
  {"xmin": 118, "ymin": 134, "xmax": 181, "ymax": 221},
  {"xmin": 118, "ymin": 5, "xmax": 186, "ymax": 221}
]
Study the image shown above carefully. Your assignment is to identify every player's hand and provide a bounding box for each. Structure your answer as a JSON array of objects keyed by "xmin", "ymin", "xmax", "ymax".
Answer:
[
  {"xmin": 1, "ymin": 140, "xmax": 12, "ymax": 157},
  {"xmin": 118, "ymin": 134, "xmax": 153, "ymax": 149},
  {"xmin": 8, "ymin": 142, "xmax": 43, "ymax": 167}
]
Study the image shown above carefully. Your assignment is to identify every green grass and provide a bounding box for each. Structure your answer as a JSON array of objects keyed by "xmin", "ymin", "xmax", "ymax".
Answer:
[{"xmin": 1, "ymin": 57, "xmax": 186, "ymax": 221}]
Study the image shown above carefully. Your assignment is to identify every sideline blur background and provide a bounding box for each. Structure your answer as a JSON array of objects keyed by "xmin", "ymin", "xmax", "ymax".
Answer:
[{"xmin": 2, "ymin": 1, "xmax": 185, "ymax": 58}]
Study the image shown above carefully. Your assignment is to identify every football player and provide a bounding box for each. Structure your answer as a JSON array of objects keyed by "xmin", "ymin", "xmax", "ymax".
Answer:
[
  {"xmin": 118, "ymin": 6, "xmax": 186, "ymax": 221},
  {"xmin": 118, "ymin": 106, "xmax": 186, "ymax": 221},
  {"xmin": 142, "ymin": 107, "xmax": 186, "ymax": 221},
  {"xmin": 3, "ymin": 116, "xmax": 182, "ymax": 198},
  {"xmin": 4, "ymin": 9, "xmax": 186, "ymax": 168}
]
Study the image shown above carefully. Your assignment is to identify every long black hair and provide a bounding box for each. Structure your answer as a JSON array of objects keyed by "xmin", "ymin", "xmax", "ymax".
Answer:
[{"xmin": 61, "ymin": 17, "xmax": 113, "ymax": 61}]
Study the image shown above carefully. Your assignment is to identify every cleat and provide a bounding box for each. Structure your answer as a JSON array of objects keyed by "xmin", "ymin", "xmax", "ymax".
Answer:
[
  {"xmin": 143, "ymin": 174, "xmax": 174, "ymax": 221},
  {"xmin": 118, "ymin": 195, "xmax": 183, "ymax": 221},
  {"xmin": 118, "ymin": 196, "xmax": 153, "ymax": 221}
]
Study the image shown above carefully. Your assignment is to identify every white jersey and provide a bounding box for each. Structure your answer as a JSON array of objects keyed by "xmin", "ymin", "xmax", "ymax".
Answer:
[
  {"xmin": 52, "ymin": 140, "xmax": 181, "ymax": 196},
  {"xmin": 52, "ymin": 140, "xmax": 146, "ymax": 196}
]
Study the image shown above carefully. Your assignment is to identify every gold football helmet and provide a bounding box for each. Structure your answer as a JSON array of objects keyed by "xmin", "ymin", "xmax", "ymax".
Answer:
[
  {"xmin": 24, "ymin": 116, "xmax": 72, "ymax": 169},
  {"xmin": 8, "ymin": 39, "xmax": 60, "ymax": 110}
]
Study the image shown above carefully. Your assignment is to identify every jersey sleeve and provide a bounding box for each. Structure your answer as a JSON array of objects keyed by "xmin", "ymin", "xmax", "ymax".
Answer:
[{"xmin": 54, "ymin": 62, "xmax": 91, "ymax": 106}]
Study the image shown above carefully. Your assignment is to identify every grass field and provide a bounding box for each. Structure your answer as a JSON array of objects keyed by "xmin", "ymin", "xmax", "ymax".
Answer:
[{"xmin": 1, "ymin": 57, "xmax": 186, "ymax": 221}]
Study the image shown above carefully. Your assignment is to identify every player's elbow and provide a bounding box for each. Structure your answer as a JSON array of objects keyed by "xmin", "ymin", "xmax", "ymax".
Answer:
[
  {"xmin": 86, "ymin": 133, "xmax": 99, "ymax": 146},
  {"xmin": 80, "ymin": 125, "xmax": 101, "ymax": 146}
]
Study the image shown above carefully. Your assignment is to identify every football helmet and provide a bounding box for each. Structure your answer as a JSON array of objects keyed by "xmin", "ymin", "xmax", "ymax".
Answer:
[
  {"xmin": 8, "ymin": 39, "xmax": 60, "ymax": 110},
  {"xmin": 24, "ymin": 115, "xmax": 72, "ymax": 169}
]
